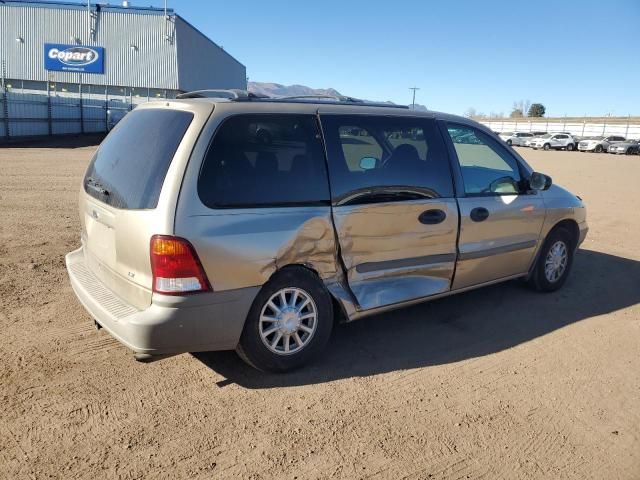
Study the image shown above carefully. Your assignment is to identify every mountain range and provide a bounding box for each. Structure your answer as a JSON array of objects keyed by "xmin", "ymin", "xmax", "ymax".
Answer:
[{"xmin": 247, "ymin": 82, "xmax": 428, "ymax": 111}]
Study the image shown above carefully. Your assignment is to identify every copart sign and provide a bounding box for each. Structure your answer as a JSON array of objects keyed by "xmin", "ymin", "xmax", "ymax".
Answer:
[{"xmin": 44, "ymin": 43, "xmax": 105, "ymax": 74}]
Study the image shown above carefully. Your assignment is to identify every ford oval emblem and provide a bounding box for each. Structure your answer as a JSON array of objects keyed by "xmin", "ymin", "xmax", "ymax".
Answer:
[{"xmin": 48, "ymin": 46, "xmax": 99, "ymax": 67}]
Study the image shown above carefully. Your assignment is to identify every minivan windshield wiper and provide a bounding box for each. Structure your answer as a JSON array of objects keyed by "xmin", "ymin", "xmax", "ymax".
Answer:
[{"xmin": 85, "ymin": 176, "xmax": 110, "ymax": 196}]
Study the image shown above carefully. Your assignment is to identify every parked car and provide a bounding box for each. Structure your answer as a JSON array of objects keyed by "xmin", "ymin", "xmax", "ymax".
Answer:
[
  {"xmin": 500, "ymin": 132, "xmax": 535, "ymax": 146},
  {"xmin": 531, "ymin": 133, "xmax": 577, "ymax": 151},
  {"xmin": 607, "ymin": 139, "xmax": 639, "ymax": 155},
  {"xmin": 66, "ymin": 92, "xmax": 588, "ymax": 371},
  {"xmin": 578, "ymin": 135, "xmax": 626, "ymax": 153},
  {"xmin": 523, "ymin": 132, "xmax": 547, "ymax": 147}
]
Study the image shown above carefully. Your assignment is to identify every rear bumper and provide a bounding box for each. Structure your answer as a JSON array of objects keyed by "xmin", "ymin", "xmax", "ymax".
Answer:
[{"xmin": 65, "ymin": 247, "xmax": 258, "ymax": 356}]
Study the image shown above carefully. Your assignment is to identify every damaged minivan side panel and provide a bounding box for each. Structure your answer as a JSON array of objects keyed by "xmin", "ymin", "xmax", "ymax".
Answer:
[
  {"xmin": 174, "ymin": 104, "xmax": 343, "ymax": 295},
  {"xmin": 319, "ymin": 113, "xmax": 459, "ymax": 312}
]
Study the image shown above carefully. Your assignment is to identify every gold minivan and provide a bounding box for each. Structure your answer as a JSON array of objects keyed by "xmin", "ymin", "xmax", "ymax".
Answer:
[{"xmin": 66, "ymin": 91, "xmax": 588, "ymax": 371}]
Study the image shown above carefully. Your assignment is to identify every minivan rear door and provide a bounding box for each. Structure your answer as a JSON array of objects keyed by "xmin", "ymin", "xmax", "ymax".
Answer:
[
  {"xmin": 80, "ymin": 101, "xmax": 212, "ymax": 309},
  {"xmin": 320, "ymin": 113, "xmax": 458, "ymax": 312}
]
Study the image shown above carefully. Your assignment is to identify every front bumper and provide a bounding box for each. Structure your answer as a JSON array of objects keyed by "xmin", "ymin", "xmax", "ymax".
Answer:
[
  {"xmin": 65, "ymin": 247, "xmax": 258, "ymax": 356},
  {"xmin": 578, "ymin": 221, "xmax": 589, "ymax": 247}
]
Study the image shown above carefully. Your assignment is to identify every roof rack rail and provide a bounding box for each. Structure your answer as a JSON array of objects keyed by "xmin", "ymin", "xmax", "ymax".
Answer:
[
  {"xmin": 175, "ymin": 89, "xmax": 411, "ymax": 109},
  {"xmin": 275, "ymin": 95, "xmax": 409, "ymax": 109},
  {"xmin": 176, "ymin": 89, "xmax": 268, "ymax": 100},
  {"xmin": 278, "ymin": 94, "xmax": 363, "ymax": 102}
]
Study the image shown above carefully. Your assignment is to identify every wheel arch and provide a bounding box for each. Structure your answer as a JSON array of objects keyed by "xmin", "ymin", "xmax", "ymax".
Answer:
[
  {"xmin": 550, "ymin": 219, "xmax": 580, "ymax": 250},
  {"xmin": 527, "ymin": 218, "xmax": 580, "ymax": 280},
  {"xmin": 268, "ymin": 263, "xmax": 349, "ymax": 324}
]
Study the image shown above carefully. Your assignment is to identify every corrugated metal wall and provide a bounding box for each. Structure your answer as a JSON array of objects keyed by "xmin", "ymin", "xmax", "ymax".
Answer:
[
  {"xmin": 175, "ymin": 17, "xmax": 247, "ymax": 91},
  {"xmin": 0, "ymin": 2, "xmax": 247, "ymax": 138},
  {"xmin": 1, "ymin": 3, "xmax": 180, "ymax": 89}
]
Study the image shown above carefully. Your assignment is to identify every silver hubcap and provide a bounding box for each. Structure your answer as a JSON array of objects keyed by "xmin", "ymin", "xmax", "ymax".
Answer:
[
  {"xmin": 544, "ymin": 240, "xmax": 568, "ymax": 283},
  {"xmin": 259, "ymin": 287, "xmax": 317, "ymax": 355}
]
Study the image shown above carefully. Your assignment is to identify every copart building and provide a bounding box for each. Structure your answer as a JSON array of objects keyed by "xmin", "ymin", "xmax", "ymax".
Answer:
[{"xmin": 0, "ymin": 0, "xmax": 246, "ymax": 138}]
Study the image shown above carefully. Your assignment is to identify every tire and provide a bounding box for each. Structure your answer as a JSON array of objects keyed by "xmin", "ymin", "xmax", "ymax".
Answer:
[
  {"xmin": 595, "ymin": 144, "xmax": 603, "ymax": 153},
  {"xmin": 236, "ymin": 267, "xmax": 334, "ymax": 372},
  {"xmin": 507, "ymin": 140, "xmax": 513, "ymax": 146},
  {"xmin": 567, "ymin": 143, "xmax": 574, "ymax": 151},
  {"xmin": 528, "ymin": 228, "xmax": 575, "ymax": 292},
  {"xmin": 543, "ymin": 143, "xmax": 551, "ymax": 151}
]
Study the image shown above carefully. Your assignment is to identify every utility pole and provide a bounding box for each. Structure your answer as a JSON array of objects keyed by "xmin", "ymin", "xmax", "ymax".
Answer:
[{"xmin": 409, "ymin": 87, "xmax": 420, "ymax": 110}]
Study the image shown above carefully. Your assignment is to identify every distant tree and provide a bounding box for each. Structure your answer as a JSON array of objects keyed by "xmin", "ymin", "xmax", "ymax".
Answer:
[
  {"xmin": 510, "ymin": 108, "xmax": 524, "ymax": 118},
  {"xmin": 528, "ymin": 103, "xmax": 546, "ymax": 117},
  {"xmin": 464, "ymin": 107, "xmax": 477, "ymax": 118},
  {"xmin": 513, "ymin": 99, "xmax": 532, "ymax": 117}
]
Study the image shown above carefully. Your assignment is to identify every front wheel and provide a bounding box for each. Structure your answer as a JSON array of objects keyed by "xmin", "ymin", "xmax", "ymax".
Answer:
[
  {"xmin": 236, "ymin": 267, "xmax": 334, "ymax": 372},
  {"xmin": 543, "ymin": 143, "xmax": 551, "ymax": 151},
  {"xmin": 595, "ymin": 144, "xmax": 603, "ymax": 153},
  {"xmin": 507, "ymin": 140, "xmax": 513, "ymax": 146},
  {"xmin": 529, "ymin": 228, "xmax": 574, "ymax": 292},
  {"xmin": 567, "ymin": 143, "xmax": 574, "ymax": 151}
]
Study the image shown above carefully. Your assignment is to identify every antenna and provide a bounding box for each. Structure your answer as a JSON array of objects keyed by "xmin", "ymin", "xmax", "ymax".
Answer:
[{"xmin": 409, "ymin": 87, "xmax": 420, "ymax": 110}]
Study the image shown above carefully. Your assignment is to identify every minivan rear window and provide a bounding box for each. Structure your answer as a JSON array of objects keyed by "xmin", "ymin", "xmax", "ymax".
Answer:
[
  {"xmin": 198, "ymin": 114, "xmax": 330, "ymax": 208},
  {"xmin": 84, "ymin": 108, "xmax": 193, "ymax": 209}
]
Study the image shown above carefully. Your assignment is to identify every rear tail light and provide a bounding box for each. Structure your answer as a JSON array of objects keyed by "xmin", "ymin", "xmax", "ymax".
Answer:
[{"xmin": 150, "ymin": 235, "xmax": 211, "ymax": 295}]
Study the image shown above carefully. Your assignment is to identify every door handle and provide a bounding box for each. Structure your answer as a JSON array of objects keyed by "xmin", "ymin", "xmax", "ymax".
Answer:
[
  {"xmin": 470, "ymin": 207, "xmax": 490, "ymax": 222},
  {"xmin": 419, "ymin": 209, "xmax": 446, "ymax": 225}
]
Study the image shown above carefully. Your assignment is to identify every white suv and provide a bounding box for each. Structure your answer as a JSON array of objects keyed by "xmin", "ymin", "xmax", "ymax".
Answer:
[
  {"xmin": 578, "ymin": 135, "xmax": 626, "ymax": 153},
  {"xmin": 531, "ymin": 133, "xmax": 576, "ymax": 151},
  {"xmin": 499, "ymin": 132, "xmax": 534, "ymax": 146}
]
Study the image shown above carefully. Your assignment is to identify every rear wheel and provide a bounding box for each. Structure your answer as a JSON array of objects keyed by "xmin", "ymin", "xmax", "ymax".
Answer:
[
  {"xmin": 595, "ymin": 144, "xmax": 603, "ymax": 153},
  {"xmin": 529, "ymin": 228, "xmax": 574, "ymax": 292},
  {"xmin": 567, "ymin": 143, "xmax": 574, "ymax": 151},
  {"xmin": 543, "ymin": 143, "xmax": 551, "ymax": 151},
  {"xmin": 507, "ymin": 139, "xmax": 513, "ymax": 146},
  {"xmin": 237, "ymin": 267, "xmax": 333, "ymax": 372}
]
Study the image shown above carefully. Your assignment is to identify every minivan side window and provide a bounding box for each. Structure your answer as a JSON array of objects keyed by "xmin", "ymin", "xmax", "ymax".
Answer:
[
  {"xmin": 446, "ymin": 124, "xmax": 522, "ymax": 195},
  {"xmin": 321, "ymin": 115, "xmax": 454, "ymax": 203},
  {"xmin": 198, "ymin": 114, "xmax": 330, "ymax": 208}
]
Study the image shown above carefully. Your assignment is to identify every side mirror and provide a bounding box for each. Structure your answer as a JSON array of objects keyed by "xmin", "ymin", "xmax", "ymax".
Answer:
[
  {"xmin": 359, "ymin": 156, "xmax": 378, "ymax": 170},
  {"xmin": 529, "ymin": 172, "xmax": 552, "ymax": 191}
]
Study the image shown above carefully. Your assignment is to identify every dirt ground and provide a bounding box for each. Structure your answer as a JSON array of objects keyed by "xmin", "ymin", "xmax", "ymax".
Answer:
[{"xmin": 1, "ymin": 137, "xmax": 639, "ymax": 480}]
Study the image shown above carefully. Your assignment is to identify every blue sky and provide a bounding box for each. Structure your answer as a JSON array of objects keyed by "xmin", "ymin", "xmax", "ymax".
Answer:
[{"xmin": 55, "ymin": 0, "xmax": 640, "ymax": 116}]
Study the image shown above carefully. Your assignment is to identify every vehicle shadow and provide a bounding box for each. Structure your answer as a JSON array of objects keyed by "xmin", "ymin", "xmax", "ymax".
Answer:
[{"xmin": 194, "ymin": 249, "xmax": 640, "ymax": 388}]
